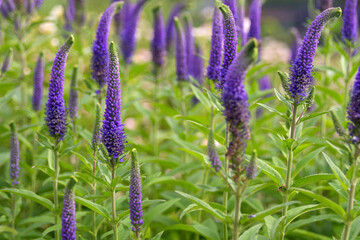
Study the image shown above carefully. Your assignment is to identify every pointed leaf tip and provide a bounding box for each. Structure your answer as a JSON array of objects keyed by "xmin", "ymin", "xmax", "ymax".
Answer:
[{"xmin": 66, "ymin": 35, "xmax": 75, "ymax": 46}]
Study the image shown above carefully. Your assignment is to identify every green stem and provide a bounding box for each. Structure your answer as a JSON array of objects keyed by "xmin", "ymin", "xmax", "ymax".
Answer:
[
  {"xmin": 343, "ymin": 146, "xmax": 360, "ymax": 240},
  {"xmin": 11, "ymin": 193, "xmax": 16, "ymax": 240},
  {"xmin": 111, "ymin": 161, "xmax": 118, "ymax": 240},
  {"xmin": 179, "ymin": 81, "xmax": 188, "ymax": 164},
  {"xmin": 233, "ymin": 185, "xmax": 242, "ymax": 240},
  {"xmin": 224, "ymin": 123, "xmax": 230, "ymax": 240},
  {"xmin": 281, "ymin": 103, "xmax": 298, "ymax": 240},
  {"xmin": 135, "ymin": 230, "xmax": 140, "ymax": 240},
  {"xmin": 93, "ymin": 151, "xmax": 97, "ymax": 240},
  {"xmin": 53, "ymin": 138, "xmax": 60, "ymax": 240},
  {"xmin": 344, "ymin": 46, "xmax": 352, "ymax": 119}
]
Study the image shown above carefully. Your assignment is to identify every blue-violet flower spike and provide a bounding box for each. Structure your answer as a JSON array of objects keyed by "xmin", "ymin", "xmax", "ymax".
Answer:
[
  {"xmin": 151, "ymin": 6, "xmax": 166, "ymax": 70},
  {"xmin": 342, "ymin": 0, "xmax": 358, "ymax": 43},
  {"xmin": 68, "ymin": 66, "xmax": 78, "ymax": 120},
  {"xmin": 129, "ymin": 148, "xmax": 143, "ymax": 232},
  {"xmin": 32, "ymin": 52, "xmax": 45, "ymax": 111},
  {"xmin": 61, "ymin": 177, "xmax": 77, "ymax": 240},
  {"xmin": 174, "ymin": 17, "xmax": 188, "ymax": 81},
  {"xmin": 9, "ymin": 122, "xmax": 20, "ymax": 186},
  {"xmin": 165, "ymin": 3, "xmax": 185, "ymax": 51}
]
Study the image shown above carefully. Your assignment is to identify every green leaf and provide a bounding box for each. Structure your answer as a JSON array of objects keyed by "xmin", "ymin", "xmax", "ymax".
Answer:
[
  {"xmin": 143, "ymin": 176, "xmax": 199, "ymax": 192},
  {"xmin": 255, "ymin": 158, "xmax": 284, "ymax": 185},
  {"xmin": 42, "ymin": 225, "xmax": 61, "ymax": 237},
  {"xmin": 176, "ymin": 191, "xmax": 228, "ymax": 223},
  {"xmin": 247, "ymin": 201, "xmax": 298, "ymax": 222},
  {"xmin": 257, "ymin": 103, "xmax": 289, "ymax": 120},
  {"xmin": 0, "ymin": 188, "xmax": 54, "ymax": 211},
  {"xmin": 143, "ymin": 198, "xmax": 180, "ymax": 224},
  {"xmin": 274, "ymin": 88, "xmax": 291, "ymax": 109},
  {"xmin": 34, "ymin": 165, "xmax": 55, "ymax": 179},
  {"xmin": 299, "ymin": 111, "xmax": 330, "ymax": 123},
  {"xmin": 75, "ymin": 196, "xmax": 111, "ymax": 221},
  {"xmin": 294, "ymin": 147, "xmax": 327, "ymax": 177},
  {"xmin": 323, "ymin": 153, "xmax": 350, "ymax": 190},
  {"xmin": 287, "ymin": 214, "xmax": 341, "ymax": 232},
  {"xmin": 238, "ymin": 223, "xmax": 263, "ymax": 240},
  {"xmin": 37, "ymin": 133, "xmax": 53, "ymax": 150},
  {"xmin": 289, "ymin": 229, "xmax": 334, "ymax": 240},
  {"xmin": 189, "ymin": 84, "xmax": 211, "ymax": 109},
  {"xmin": 0, "ymin": 225, "xmax": 17, "ymax": 234},
  {"xmin": 285, "ymin": 204, "xmax": 324, "ymax": 228},
  {"xmin": 151, "ymin": 231, "xmax": 164, "ymax": 240},
  {"xmin": 349, "ymin": 215, "xmax": 360, "ymax": 240},
  {"xmin": 193, "ymin": 224, "xmax": 220, "ymax": 240},
  {"xmin": 293, "ymin": 174, "xmax": 336, "ymax": 188},
  {"xmin": 293, "ymin": 188, "xmax": 346, "ymax": 218}
]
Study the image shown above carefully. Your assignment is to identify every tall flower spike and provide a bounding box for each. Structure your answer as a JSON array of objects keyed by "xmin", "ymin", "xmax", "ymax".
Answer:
[
  {"xmin": 68, "ymin": 66, "xmax": 78, "ymax": 120},
  {"xmin": 184, "ymin": 14, "xmax": 194, "ymax": 76},
  {"xmin": 9, "ymin": 122, "xmax": 20, "ymax": 186},
  {"xmin": 238, "ymin": 0, "xmax": 247, "ymax": 46},
  {"xmin": 221, "ymin": 39, "xmax": 258, "ymax": 182},
  {"xmin": 151, "ymin": 6, "xmax": 166, "ymax": 70},
  {"xmin": 290, "ymin": 28, "xmax": 301, "ymax": 64},
  {"xmin": 207, "ymin": 3, "xmax": 223, "ymax": 82},
  {"xmin": 248, "ymin": 0, "xmax": 262, "ymax": 42},
  {"xmin": 121, "ymin": 0, "xmax": 149, "ymax": 64},
  {"xmin": 218, "ymin": 4, "xmax": 237, "ymax": 89},
  {"xmin": 45, "ymin": 35, "xmax": 74, "ymax": 140},
  {"xmin": 1, "ymin": 48, "xmax": 13, "ymax": 75},
  {"xmin": 289, "ymin": 7, "xmax": 341, "ymax": 101},
  {"xmin": 174, "ymin": 17, "xmax": 188, "ymax": 81},
  {"xmin": 342, "ymin": 0, "xmax": 358, "ymax": 43},
  {"xmin": 102, "ymin": 42, "xmax": 126, "ymax": 160},
  {"xmin": 348, "ymin": 66, "xmax": 360, "ymax": 143},
  {"xmin": 32, "ymin": 52, "xmax": 45, "ymax": 111},
  {"xmin": 246, "ymin": 150, "xmax": 257, "ymax": 180},
  {"xmin": 129, "ymin": 148, "xmax": 143, "ymax": 232},
  {"xmin": 193, "ymin": 44, "xmax": 204, "ymax": 85},
  {"xmin": 25, "ymin": 0, "xmax": 35, "ymax": 14},
  {"xmin": 165, "ymin": 3, "xmax": 186, "ymax": 51},
  {"xmin": 75, "ymin": 0, "xmax": 86, "ymax": 27},
  {"xmin": 92, "ymin": 103, "xmax": 102, "ymax": 151},
  {"xmin": 208, "ymin": 129, "xmax": 221, "ymax": 172},
  {"xmin": 113, "ymin": 0, "xmax": 124, "ymax": 37},
  {"xmin": 61, "ymin": 177, "xmax": 77, "ymax": 240},
  {"xmin": 91, "ymin": 2, "xmax": 122, "ymax": 88},
  {"xmin": 318, "ymin": 0, "xmax": 333, "ymax": 11}
]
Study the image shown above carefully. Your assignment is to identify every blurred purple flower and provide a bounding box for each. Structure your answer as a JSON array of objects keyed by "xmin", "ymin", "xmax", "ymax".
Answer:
[
  {"xmin": 1, "ymin": 48, "xmax": 13, "ymax": 75},
  {"xmin": 129, "ymin": 149, "xmax": 143, "ymax": 232},
  {"xmin": 290, "ymin": 28, "xmax": 301, "ymax": 64},
  {"xmin": 121, "ymin": 0, "xmax": 149, "ymax": 64},
  {"xmin": 102, "ymin": 42, "xmax": 126, "ymax": 160},
  {"xmin": 45, "ymin": 36, "xmax": 74, "ymax": 140},
  {"xmin": 192, "ymin": 45, "xmax": 204, "ymax": 85},
  {"xmin": 223, "ymin": 0, "xmax": 237, "ymax": 23},
  {"xmin": 184, "ymin": 15, "xmax": 194, "ymax": 77},
  {"xmin": 174, "ymin": 17, "xmax": 188, "ymax": 81},
  {"xmin": 317, "ymin": 0, "xmax": 333, "ymax": 11},
  {"xmin": 207, "ymin": 5, "xmax": 223, "ymax": 82},
  {"xmin": 348, "ymin": 66, "xmax": 360, "ymax": 143},
  {"xmin": 9, "ymin": 122, "xmax": 19, "ymax": 186},
  {"xmin": 237, "ymin": 1, "xmax": 246, "ymax": 46},
  {"xmin": 32, "ymin": 52, "xmax": 45, "ymax": 111},
  {"xmin": 289, "ymin": 8, "xmax": 341, "ymax": 101},
  {"xmin": 208, "ymin": 129, "xmax": 221, "ymax": 172},
  {"xmin": 342, "ymin": 0, "xmax": 358, "ymax": 43},
  {"xmin": 35, "ymin": 0, "xmax": 43, "ymax": 8},
  {"xmin": 91, "ymin": 2, "xmax": 121, "ymax": 88},
  {"xmin": 165, "ymin": 3, "xmax": 185, "ymax": 51},
  {"xmin": 68, "ymin": 67, "xmax": 78, "ymax": 120},
  {"xmin": 92, "ymin": 103, "xmax": 102, "ymax": 151},
  {"xmin": 151, "ymin": 6, "xmax": 166, "ymax": 70}
]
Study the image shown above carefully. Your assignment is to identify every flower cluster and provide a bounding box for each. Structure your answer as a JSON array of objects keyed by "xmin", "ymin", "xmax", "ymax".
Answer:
[
  {"xmin": 348, "ymin": 67, "xmax": 360, "ymax": 143},
  {"xmin": 32, "ymin": 52, "xmax": 45, "ymax": 111},
  {"xmin": 129, "ymin": 149, "xmax": 143, "ymax": 231},
  {"xmin": 61, "ymin": 177, "xmax": 77, "ymax": 240},
  {"xmin": 342, "ymin": 0, "xmax": 358, "ymax": 43},
  {"xmin": 174, "ymin": 17, "xmax": 188, "ymax": 81},
  {"xmin": 151, "ymin": 6, "xmax": 166, "ymax": 69},
  {"xmin": 9, "ymin": 122, "xmax": 19, "ymax": 186}
]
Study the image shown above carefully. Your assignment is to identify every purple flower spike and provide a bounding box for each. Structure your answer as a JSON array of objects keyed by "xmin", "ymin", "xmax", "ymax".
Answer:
[
  {"xmin": 218, "ymin": 4, "xmax": 237, "ymax": 90},
  {"xmin": 9, "ymin": 122, "xmax": 20, "ymax": 186},
  {"xmin": 35, "ymin": 0, "xmax": 43, "ymax": 9},
  {"xmin": 25, "ymin": 0, "xmax": 35, "ymax": 14},
  {"xmin": 208, "ymin": 129, "xmax": 221, "ymax": 172},
  {"xmin": 68, "ymin": 67, "xmax": 78, "ymax": 120},
  {"xmin": 248, "ymin": 0, "xmax": 262, "ymax": 41},
  {"xmin": 289, "ymin": 8, "xmax": 341, "ymax": 101},
  {"xmin": 91, "ymin": 2, "xmax": 122, "ymax": 88},
  {"xmin": 317, "ymin": 0, "xmax": 333, "ymax": 11},
  {"xmin": 347, "ymin": 66, "xmax": 360, "ymax": 143},
  {"xmin": 165, "ymin": 3, "xmax": 186, "ymax": 51},
  {"xmin": 61, "ymin": 177, "xmax": 77, "ymax": 240},
  {"xmin": 45, "ymin": 35, "xmax": 74, "ymax": 140},
  {"xmin": 221, "ymin": 39, "xmax": 258, "ymax": 182},
  {"xmin": 121, "ymin": 0, "xmax": 149, "ymax": 64},
  {"xmin": 290, "ymin": 28, "xmax": 301, "ymax": 64},
  {"xmin": 192, "ymin": 44, "xmax": 204, "ymax": 85},
  {"xmin": 129, "ymin": 148, "xmax": 143, "ymax": 232},
  {"xmin": 207, "ymin": 4, "xmax": 223, "ymax": 82},
  {"xmin": 246, "ymin": 151, "xmax": 258, "ymax": 180},
  {"xmin": 102, "ymin": 42, "xmax": 126, "ymax": 160},
  {"xmin": 113, "ymin": 0, "xmax": 124, "ymax": 34},
  {"xmin": 151, "ymin": 6, "xmax": 166, "ymax": 70},
  {"xmin": 1, "ymin": 48, "xmax": 13, "ymax": 75},
  {"xmin": 32, "ymin": 52, "xmax": 45, "ymax": 111},
  {"xmin": 184, "ymin": 15, "xmax": 194, "ymax": 76},
  {"xmin": 223, "ymin": 0, "xmax": 237, "ymax": 23},
  {"xmin": 237, "ymin": 0, "xmax": 247, "ymax": 46},
  {"xmin": 174, "ymin": 17, "xmax": 188, "ymax": 81},
  {"xmin": 342, "ymin": 0, "xmax": 358, "ymax": 43}
]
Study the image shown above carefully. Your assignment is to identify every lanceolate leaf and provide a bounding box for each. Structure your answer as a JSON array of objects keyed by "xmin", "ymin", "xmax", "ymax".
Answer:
[
  {"xmin": 238, "ymin": 223, "xmax": 263, "ymax": 240},
  {"xmin": 323, "ymin": 153, "xmax": 350, "ymax": 190},
  {"xmin": 75, "ymin": 196, "xmax": 111, "ymax": 221}
]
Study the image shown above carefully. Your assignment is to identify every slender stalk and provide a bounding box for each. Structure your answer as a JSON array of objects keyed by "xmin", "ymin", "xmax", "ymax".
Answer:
[
  {"xmin": 92, "ymin": 151, "xmax": 97, "ymax": 240},
  {"xmin": 111, "ymin": 160, "xmax": 118, "ymax": 240},
  {"xmin": 344, "ymin": 46, "xmax": 352, "ymax": 119},
  {"xmin": 281, "ymin": 103, "xmax": 298, "ymax": 240},
  {"xmin": 343, "ymin": 145, "xmax": 360, "ymax": 240},
  {"xmin": 135, "ymin": 230, "xmax": 140, "ymax": 240},
  {"xmin": 53, "ymin": 138, "xmax": 60, "ymax": 240},
  {"xmin": 233, "ymin": 185, "xmax": 242, "ymax": 240},
  {"xmin": 11, "ymin": 193, "xmax": 16, "ymax": 240},
  {"xmin": 224, "ymin": 123, "xmax": 230, "ymax": 240}
]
